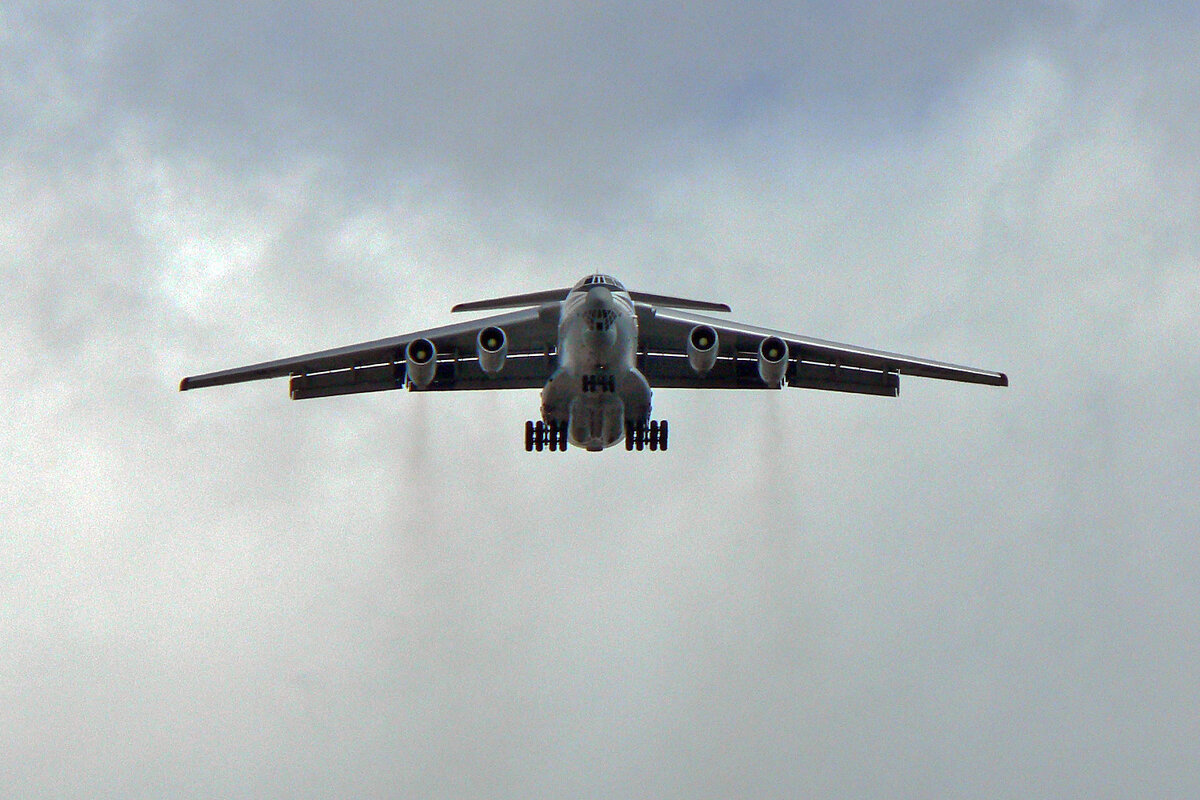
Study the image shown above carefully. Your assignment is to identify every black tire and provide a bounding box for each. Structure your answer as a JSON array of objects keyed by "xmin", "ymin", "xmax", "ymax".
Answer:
[
  {"xmin": 558, "ymin": 422, "xmax": 568, "ymax": 451},
  {"xmin": 534, "ymin": 420, "xmax": 545, "ymax": 452},
  {"xmin": 525, "ymin": 420, "xmax": 534, "ymax": 451},
  {"xmin": 660, "ymin": 420, "xmax": 669, "ymax": 451},
  {"xmin": 648, "ymin": 420, "xmax": 659, "ymax": 451}
]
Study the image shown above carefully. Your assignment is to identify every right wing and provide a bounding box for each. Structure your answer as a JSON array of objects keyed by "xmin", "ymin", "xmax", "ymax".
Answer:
[
  {"xmin": 180, "ymin": 305, "xmax": 560, "ymax": 399},
  {"xmin": 637, "ymin": 306, "xmax": 1007, "ymax": 396}
]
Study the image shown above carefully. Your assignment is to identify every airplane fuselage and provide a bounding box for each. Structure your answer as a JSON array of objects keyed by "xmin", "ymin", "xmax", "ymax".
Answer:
[{"xmin": 541, "ymin": 280, "xmax": 651, "ymax": 451}]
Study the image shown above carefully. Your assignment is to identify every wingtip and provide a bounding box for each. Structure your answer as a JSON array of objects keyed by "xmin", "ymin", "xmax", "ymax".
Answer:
[
  {"xmin": 999, "ymin": 372, "xmax": 1009, "ymax": 387},
  {"xmin": 179, "ymin": 377, "xmax": 192, "ymax": 392}
]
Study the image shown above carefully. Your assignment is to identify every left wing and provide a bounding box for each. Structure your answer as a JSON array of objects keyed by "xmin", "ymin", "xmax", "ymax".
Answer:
[
  {"xmin": 637, "ymin": 306, "xmax": 1007, "ymax": 396},
  {"xmin": 180, "ymin": 305, "xmax": 560, "ymax": 399}
]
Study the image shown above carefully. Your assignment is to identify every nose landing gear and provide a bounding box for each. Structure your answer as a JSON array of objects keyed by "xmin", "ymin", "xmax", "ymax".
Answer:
[
  {"xmin": 582, "ymin": 374, "xmax": 616, "ymax": 393},
  {"xmin": 624, "ymin": 419, "xmax": 668, "ymax": 452},
  {"xmin": 525, "ymin": 420, "xmax": 569, "ymax": 452}
]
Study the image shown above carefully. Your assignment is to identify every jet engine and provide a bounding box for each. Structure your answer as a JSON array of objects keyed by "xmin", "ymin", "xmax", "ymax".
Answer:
[
  {"xmin": 476, "ymin": 326, "xmax": 507, "ymax": 376},
  {"xmin": 757, "ymin": 336, "xmax": 789, "ymax": 387},
  {"xmin": 687, "ymin": 324, "xmax": 719, "ymax": 375},
  {"xmin": 405, "ymin": 337, "xmax": 438, "ymax": 389}
]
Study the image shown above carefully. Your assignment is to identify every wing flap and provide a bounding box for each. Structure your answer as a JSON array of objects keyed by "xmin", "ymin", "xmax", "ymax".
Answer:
[
  {"xmin": 289, "ymin": 361, "xmax": 407, "ymax": 399},
  {"xmin": 790, "ymin": 360, "xmax": 900, "ymax": 395}
]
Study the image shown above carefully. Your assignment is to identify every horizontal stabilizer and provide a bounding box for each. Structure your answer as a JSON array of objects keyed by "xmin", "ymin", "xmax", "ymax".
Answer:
[
  {"xmin": 451, "ymin": 286, "xmax": 731, "ymax": 313},
  {"xmin": 629, "ymin": 292, "xmax": 730, "ymax": 312},
  {"xmin": 452, "ymin": 288, "xmax": 571, "ymax": 313}
]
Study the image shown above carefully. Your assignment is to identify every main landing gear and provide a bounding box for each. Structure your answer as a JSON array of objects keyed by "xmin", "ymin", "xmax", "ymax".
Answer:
[
  {"xmin": 625, "ymin": 419, "xmax": 668, "ymax": 452},
  {"xmin": 525, "ymin": 420, "xmax": 569, "ymax": 452}
]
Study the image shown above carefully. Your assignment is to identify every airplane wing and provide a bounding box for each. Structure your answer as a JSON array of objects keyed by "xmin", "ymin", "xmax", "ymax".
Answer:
[
  {"xmin": 636, "ymin": 306, "xmax": 1008, "ymax": 396},
  {"xmin": 180, "ymin": 305, "xmax": 560, "ymax": 399}
]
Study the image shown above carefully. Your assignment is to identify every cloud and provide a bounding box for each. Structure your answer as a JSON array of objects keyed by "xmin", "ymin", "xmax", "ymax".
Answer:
[
  {"xmin": 91, "ymin": 3, "xmax": 1053, "ymax": 209},
  {"xmin": 2, "ymin": 3, "xmax": 1199, "ymax": 798}
]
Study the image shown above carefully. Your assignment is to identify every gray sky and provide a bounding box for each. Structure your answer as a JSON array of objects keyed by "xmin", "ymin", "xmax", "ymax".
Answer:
[{"xmin": 3, "ymin": 2, "xmax": 1198, "ymax": 798}]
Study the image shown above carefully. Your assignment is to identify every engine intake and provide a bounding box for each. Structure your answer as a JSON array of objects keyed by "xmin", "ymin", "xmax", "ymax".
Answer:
[
  {"xmin": 757, "ymin": 336, "xmax": 789, "ymax": 388},
  {"xmin": 405, "ymin": 337, "xmax": 438, "ymax": 389},
  {"xmin": 687, "ymin": 324, "xmax": 719, "ymax": 375},
  {"xmin": 476, "ymin": 326, "xmax": 507, "ymax": 376}
]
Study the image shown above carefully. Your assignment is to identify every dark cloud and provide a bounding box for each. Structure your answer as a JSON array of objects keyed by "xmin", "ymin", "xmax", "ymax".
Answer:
[{"xmin": 93, "ymin": 2, "xmax": 1056, "ymax": 210}]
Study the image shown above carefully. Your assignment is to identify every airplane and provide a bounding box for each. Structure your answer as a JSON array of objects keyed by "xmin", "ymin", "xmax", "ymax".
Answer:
[{"xmin": 180, "ymin": 273, "xmax": 1008, "ymax": 452}]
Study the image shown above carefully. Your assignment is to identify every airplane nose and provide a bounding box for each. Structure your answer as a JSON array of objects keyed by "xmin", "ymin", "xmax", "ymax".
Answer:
[
  {"xmin": 584, "ymin": 286, "xmax": 614, "ymax": 307},
  {"xmin": 582, "ymin": 288, "xmax": 618, "ymax": 332}
]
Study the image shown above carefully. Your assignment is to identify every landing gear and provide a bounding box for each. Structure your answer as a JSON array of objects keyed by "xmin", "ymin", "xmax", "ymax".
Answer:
[
  {"xmin": 525, "ymin": 420, "xmax": 569, "ymax": 452},
  {"xmin": 624, "ymin": 419, "xmax": 668, "ymax": 452}
]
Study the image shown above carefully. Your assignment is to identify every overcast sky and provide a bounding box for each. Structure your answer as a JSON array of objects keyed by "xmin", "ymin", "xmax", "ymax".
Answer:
[{"xmin": 3, "ymin": 3, "xmax": 1198, "ymax": 798}]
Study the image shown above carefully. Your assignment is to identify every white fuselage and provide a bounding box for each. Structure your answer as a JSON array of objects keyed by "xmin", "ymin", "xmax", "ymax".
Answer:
[{"xmin": 541, "ymin": 284, "xmax": 651, "ymax": 451}]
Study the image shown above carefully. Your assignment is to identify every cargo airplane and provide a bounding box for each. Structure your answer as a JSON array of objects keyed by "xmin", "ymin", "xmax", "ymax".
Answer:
[{"xmin": 180, "ymin": 274, "xmax": 1007, "ymax": 452}]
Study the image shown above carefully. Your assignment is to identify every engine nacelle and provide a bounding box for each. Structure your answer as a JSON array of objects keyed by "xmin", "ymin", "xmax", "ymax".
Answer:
[
  {"xmin": 476, "ymin": 326, "xmax": 507, "ymax": 376},
  {"xmin": 757, "ymin": 336, "xmax": 789, "ymax": 388},
  {"xmin": 405, "ymin": 337, "xmax": 438, "ymax": 389},
  {"xmin": 687, "ymin": 324, "xmax": 719, "ymax": 375}
]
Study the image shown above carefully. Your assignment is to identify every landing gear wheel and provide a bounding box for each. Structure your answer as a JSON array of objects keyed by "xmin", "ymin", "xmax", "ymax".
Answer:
[
  {"xmin": 624, "ymin": 419, "xmax": 669, "ymax": 452},
  {"xmin": 527, "ymin": 419, "xmax": 570, "ymax": 452}
]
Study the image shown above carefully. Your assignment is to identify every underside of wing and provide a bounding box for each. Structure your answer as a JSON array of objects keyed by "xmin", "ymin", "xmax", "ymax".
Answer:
[
  {"xmin": 639, "ymin": 353, "xmax": 902, "ymax": 395},
  {"xmin": 286, "ymin": 352, "xmax": 553, "ymax": 398},
  {"xmin": 180, "ymin": 305, "xmax": 559, "ymax": 398},
  {"xmin": 637, "ymin": 306, "xmax": 1007, "ymax": 394}
]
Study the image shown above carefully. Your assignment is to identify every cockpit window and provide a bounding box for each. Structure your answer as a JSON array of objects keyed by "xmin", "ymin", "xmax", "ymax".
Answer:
[{"xmin": 574, "ymin": 274, "xmax": 626, "ymax": 291}]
